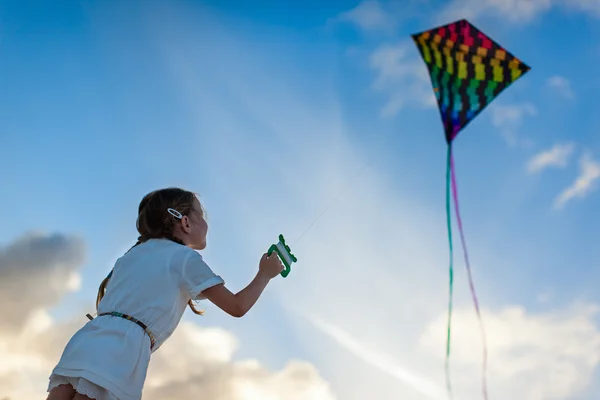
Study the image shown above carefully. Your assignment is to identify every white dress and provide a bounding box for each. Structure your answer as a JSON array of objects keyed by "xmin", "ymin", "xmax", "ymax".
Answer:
[{"xmin": 47, "ymin": 239, "xmax": 224, "ymax": 400}]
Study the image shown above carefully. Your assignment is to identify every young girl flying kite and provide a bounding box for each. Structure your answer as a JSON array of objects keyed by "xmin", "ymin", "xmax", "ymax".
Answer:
[{"xmin": 46, "ymin": 187, "xmax": 284, "ymax": 400}]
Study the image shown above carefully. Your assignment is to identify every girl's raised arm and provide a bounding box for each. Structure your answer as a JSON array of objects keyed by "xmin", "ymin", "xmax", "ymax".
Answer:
[{"xmin": 201, "ymin": 252, "xmax": 283, "ymax": 317}]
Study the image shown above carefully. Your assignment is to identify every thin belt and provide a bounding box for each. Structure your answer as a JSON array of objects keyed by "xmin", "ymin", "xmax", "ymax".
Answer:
[{"xmin": 86, "ymin": 311, "xmax": 156, "ymax": 350}]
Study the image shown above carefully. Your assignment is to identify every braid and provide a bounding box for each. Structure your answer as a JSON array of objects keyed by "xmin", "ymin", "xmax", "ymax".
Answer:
[{"xmin": 95, "ymin": 239, "xmax": 141, "ymax": 311}]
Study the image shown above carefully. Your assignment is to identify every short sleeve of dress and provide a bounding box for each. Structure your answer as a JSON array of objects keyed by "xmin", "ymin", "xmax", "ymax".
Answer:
[{"xmin": 179, "ymin": 250, "xmax": 225, "ymax": 300}]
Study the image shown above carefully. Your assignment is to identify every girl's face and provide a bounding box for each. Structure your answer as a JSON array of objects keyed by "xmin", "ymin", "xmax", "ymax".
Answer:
[{"xmin": 183, "ymin": 198, "xmax": 208, "ymax": 250}]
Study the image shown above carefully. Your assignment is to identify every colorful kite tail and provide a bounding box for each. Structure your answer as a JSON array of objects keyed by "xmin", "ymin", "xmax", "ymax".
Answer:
[
  {"xmin": 449, "ymin": 148, "xmax": 489, "ymax": 400},
  {"xmin": 444, "ymin": 144, "xmax": 454, "ymax": 400}
]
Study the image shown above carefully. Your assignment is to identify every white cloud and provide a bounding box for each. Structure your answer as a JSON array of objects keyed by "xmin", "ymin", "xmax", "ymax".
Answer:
[
  {"xmin": 336, "ymin": 0, "xmax": 397, "ymax": 34},
  {"xmin": 546, "ymin": 76, "xmax": 575, "ymax": 99},
  {"xmin": 439, "ymin": 0, "xmax": 600, "ymax": 23},
  {"xmin": 343, "ymin": 0, "xmax": 600, "ymax": 28},
  {"xmin": 333, "ymin": 1, "xmax": 437, "ymax": 117},
  {"xmin": 368, "ymin": 41, "xmax": 436, "ymax": 116},
  {"xmin": 490, "ymin": 103, "xmax": 537, "ymax": 146},
  {"xmin": 143, "ymin": 322, "xmax": 336, "ymax": 400},
  {"xmin": 572, "ymin": 0, "xmax": 600, "ymax": 17},
  {"xmin": 554, "ymin": 151, "xmax": 600, "ymax": 208},
  {"xmin": 439, "ymin": 0, "xmax": 553, "ymax": 22},
  {"xmin": 419, "ymin": 303, "xmax": 600, "ymax": 400},
  {"xmin": 527, "ymin": 142, "xmax": 576, "ymax": 174}
]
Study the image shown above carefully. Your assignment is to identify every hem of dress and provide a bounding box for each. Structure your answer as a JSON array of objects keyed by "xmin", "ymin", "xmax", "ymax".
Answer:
[
  {"xmin": 48, "ymin": 374, "xmax": 117, "ymax": 400},
  {"xmin": 49, "ymin": 367, "xmax": 140, "ymax": 400}
]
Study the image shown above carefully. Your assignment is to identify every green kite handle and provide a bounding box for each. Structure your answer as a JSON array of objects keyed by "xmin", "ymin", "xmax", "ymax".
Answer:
[
  {"xmin": 268, "ymin": 244, "xmax": 290, "ymax": 277},
  {"xmin": 267, "ymin": 234, "xmax": 297, "ymax": 278}
]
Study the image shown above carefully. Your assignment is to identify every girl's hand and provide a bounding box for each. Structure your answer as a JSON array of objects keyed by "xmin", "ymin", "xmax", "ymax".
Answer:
[{"xmin": 259, "ymin": 252, "xmax": 284, "ymax": 279}]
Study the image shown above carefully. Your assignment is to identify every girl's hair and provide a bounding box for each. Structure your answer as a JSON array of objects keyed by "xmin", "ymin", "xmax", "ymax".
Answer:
[{"xmin": 96, "ymin": 187, "xmax": 205, "ymax": 315}]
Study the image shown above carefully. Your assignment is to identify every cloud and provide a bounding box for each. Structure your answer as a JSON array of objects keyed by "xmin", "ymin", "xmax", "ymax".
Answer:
[
  {"xmin": 490, "ymin": 103, "xmax": 537, "ymax": 146},
  {"xmin": 143, "ymin": 322, "xmax": 336, "ymax": 400},
  {"xmin": 369, "ymin": 41, "xmax": 436, "ymax": 116},
  {"xmin": 573, "ymin": 0, "xmax": 600, "ymax": 17},
  {"xmin": 306, "ymin": 315, "xmax": 447, "ymax": 400},
  {"xmin": 554, "ymin": 151, "xmax": 600, "ymax": 209},
  {"xmin": 439, "ymin": 0, "xmax": 553, "ymax": 22},
  {"xmin": 333, "ymin": 1, "xmax": 436, "ymax": 117},
  {"xmin": 336, "ymin": 0, "xmax": 397, "ymax": 34},
  {"xmin": 526, "ymin": 142, "xmax": 576, "ymax": 174},
  {"xmin": 419, "ymin": 303, "xmax": 600, "ymax": 400},
  {"xmin": 439, "ymin": 0, "xmax": 600, "ymax": 23},
  {"xmin": 546, "ymin": 76, "xmax": 575, "ymax": 99},
  {"xmin": 0, "ymin": 232, "xmax": 85, "ymax": 334}
]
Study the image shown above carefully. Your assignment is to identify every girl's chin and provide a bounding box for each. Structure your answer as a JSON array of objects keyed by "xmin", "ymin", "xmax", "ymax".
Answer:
[{"xmin": 191, "ymin": 241, "xmax": 206, "ymax": 250}]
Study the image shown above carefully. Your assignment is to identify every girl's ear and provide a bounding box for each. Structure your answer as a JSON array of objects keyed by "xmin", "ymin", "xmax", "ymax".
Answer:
[{"xmin": 182, "ymin": 215, "xmax": 192, "ymax": 233}]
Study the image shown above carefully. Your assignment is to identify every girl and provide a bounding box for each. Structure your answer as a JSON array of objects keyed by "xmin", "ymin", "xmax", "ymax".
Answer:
[{"xmin": 46, "ymin": 187, "xmax": 284, "ymax": 400}]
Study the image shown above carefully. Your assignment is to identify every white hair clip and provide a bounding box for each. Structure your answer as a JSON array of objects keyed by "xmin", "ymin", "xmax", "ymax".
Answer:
[{"xmin": 167, "ymin": 208, "xmax": 183, "ymax": 219}]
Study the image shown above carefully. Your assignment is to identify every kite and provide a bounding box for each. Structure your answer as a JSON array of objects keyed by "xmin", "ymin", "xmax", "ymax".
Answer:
[{"xmin": 411, "ymin": 19, "xmax": 531, "ymax": 399}]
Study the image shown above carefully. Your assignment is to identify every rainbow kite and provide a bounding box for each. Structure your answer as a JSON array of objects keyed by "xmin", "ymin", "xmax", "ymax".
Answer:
[{"xmin": 411, "ymin": 19, "xmax": 531, "ymax": 399}]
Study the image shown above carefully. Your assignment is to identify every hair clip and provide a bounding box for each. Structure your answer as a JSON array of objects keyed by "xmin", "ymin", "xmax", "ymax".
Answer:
[{"xmin": 167, "ymin": 208, "xmax": 183, "ymax": 219}]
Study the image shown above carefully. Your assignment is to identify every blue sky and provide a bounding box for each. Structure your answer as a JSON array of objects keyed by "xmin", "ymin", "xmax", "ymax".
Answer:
[{"xmin": 1, "ymin": 0, "xmax": 600, "ymax": 399}]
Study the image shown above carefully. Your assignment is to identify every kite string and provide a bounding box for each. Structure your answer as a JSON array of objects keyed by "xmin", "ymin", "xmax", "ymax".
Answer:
[
  {"xmin": 292, "ymin": 160, "xmax": 372, "ymax": 247},
  {"xmin": 444, "ymin": 144, "xmax": 454, "ymax": 400},
  {"xmin": 291, "ymin": 128, "xmax": 396, "ymax": 248},
  {"xmin": 449, "ymin": 149, "xmax": 489, "ymax": 400}
]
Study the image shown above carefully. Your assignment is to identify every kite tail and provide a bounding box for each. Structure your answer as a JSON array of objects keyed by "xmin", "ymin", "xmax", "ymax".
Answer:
[
  {"xmin": 444, "ymin": 144, "xmax": 454, "ymax": 400},
  {"xmin": 449, "ymin": 149, "xmax": 489, "ymax": 400}
]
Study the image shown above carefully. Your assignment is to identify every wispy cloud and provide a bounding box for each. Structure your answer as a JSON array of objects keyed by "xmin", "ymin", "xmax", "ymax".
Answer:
[
  {"xmin": 306, "ymin": 315, "xmax": 447, "ymax": 400},
  {"xmin": 333, "ymin": 0, "xmax": 435, "ymax": 117},
  {"xmin": 554, "ymin": 152, "xmax": 600, "ymax": 209},
  {"xmin": 546, "ymin": 76, "xmax": 575, "ymax": 99},
  {"xmin": 439, "ymin": 0, "xmax": 553, "ymax": 22},
  {"xmin": 439, "ymin": 0, "xmax": 600, "ymax": 23},
  {"xmin": 369, "ymin": 41, "xmax": 436, "ymax": 117},
  {"xmin": 490, "ymin": 103, "xmax": 537, "ymax": 146},
  {"xmin": 568, "ymin": 0, "xmax": 600, "ymax": 17},
  {"xmin": 336, "ymin": 0, "xmax": 397, "ymax": 34},
  {"xmin": 527, "ymin": 142, "xmax": 576, "ymax": 174}
]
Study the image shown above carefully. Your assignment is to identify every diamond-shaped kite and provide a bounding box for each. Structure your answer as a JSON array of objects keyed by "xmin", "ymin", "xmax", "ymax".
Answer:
[{"xmin": 411, "ymin": 19, "xmax": 531, "ymax": 400}]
